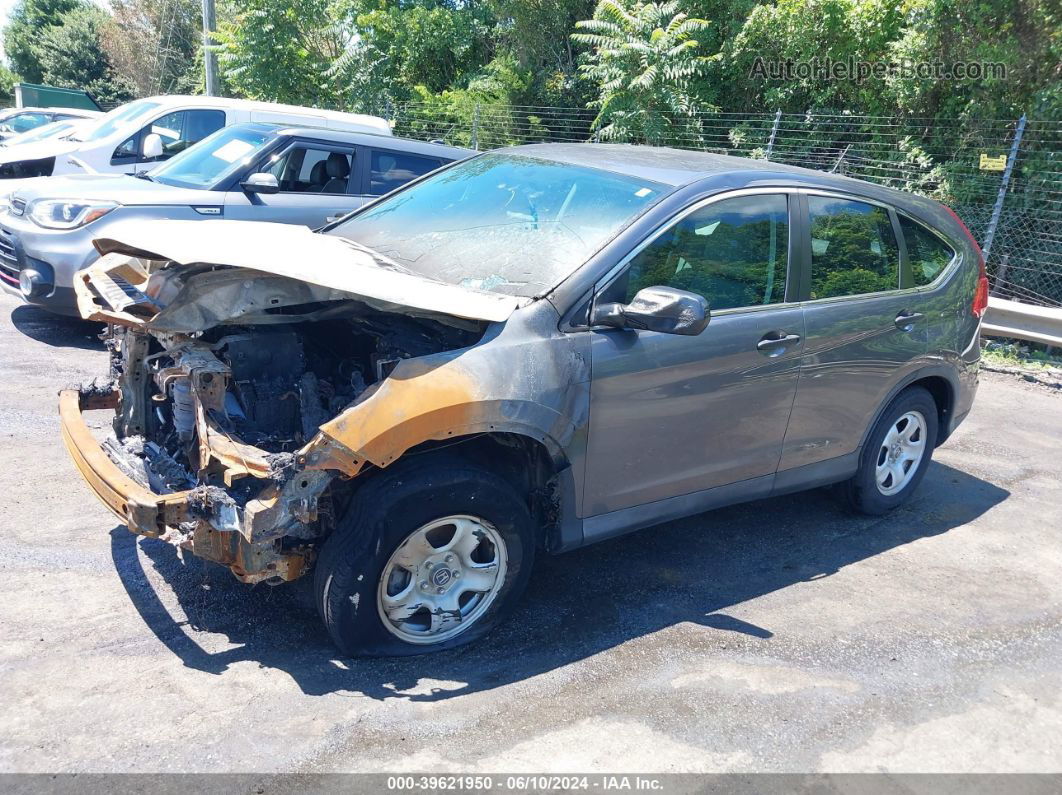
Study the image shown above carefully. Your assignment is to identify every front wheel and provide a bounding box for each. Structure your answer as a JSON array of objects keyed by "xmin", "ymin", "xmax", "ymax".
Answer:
[
  {"xmin": 314, "ymin": 459, "xmax": 536, "ymax": 656},
  {"xmin": 844, "ymin": 386, "xmax": 939, "ymax": 515}
]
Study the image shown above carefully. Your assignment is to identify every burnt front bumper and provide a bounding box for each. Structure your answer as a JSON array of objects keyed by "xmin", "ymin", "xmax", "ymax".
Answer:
[{"xmin": 59, "ymin": 388, "xmax": 313, "ymax": 583}]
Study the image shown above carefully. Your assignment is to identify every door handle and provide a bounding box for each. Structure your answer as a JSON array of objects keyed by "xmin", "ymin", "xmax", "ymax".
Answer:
[
  {"xmin": 894, "ymin": 311, "xmax": 924, "ymax": 331},
  {"xmin": 757, "ymin": 331, "xmax": 802, "ymax": 356}
]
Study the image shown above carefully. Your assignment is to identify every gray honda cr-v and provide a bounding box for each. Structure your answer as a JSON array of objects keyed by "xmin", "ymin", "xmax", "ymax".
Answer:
[{"xmin": 62, "ymin": 143, "xmax": 986, "ymax": 655}]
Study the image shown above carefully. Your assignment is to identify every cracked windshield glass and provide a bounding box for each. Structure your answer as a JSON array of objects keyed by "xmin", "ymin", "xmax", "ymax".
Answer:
[{"xmin": 330, "ymin": 153, "xmax": 666, "ymax": 298}]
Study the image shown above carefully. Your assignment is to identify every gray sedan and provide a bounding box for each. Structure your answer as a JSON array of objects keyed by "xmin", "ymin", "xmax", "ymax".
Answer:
[{"xmin": 0, "ymin": 122, "xmax": 469, "ymax": 314}]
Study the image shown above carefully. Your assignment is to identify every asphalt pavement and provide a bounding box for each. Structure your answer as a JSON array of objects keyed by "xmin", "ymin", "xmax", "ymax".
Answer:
[{"xmin": 1, "ymin": 291, "xmax": 1059, "ymax": 774}]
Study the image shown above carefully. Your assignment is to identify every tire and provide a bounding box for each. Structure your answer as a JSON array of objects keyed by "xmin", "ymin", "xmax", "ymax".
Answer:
[
  {"xmin": 843, "ymin": 386, "xmax": 939, "ymax": 516},
  {"xmin": 314, "ymin": 457, "xmax": 536, "ymax": 656}
]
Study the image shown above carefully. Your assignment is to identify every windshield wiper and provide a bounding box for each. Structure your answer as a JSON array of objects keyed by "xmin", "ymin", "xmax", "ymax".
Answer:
[{"xmin": 132, "ymin": 170, "xmax": 154, "ymax": 182}]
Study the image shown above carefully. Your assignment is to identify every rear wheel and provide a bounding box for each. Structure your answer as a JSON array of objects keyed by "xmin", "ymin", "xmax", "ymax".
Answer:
[
  {"xmin": 314, "ymin": 458, "xmax": 536, "ymax": 656},
  {"xmin": 844, "ymin": 386, "xmax": 938, "ymax": 515}
]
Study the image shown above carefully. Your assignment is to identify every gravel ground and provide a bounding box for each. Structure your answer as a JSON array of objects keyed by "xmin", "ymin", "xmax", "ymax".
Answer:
[{"xmin": 1, "ymin": 290, "xmax": 1060, "ymax": 774}]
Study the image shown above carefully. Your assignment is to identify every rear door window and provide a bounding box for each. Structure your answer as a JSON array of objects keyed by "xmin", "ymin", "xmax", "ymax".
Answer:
[
  {"xmin": 899, "ymin": 215, "xmax": 956, "ymax": 286},
  {"xmin": 369, "ymin": 150, "xmax": 443, "ymax": 195},
  {"xmin": 808, "ymin": 196, "xmax": 900, "ymax": 299}
]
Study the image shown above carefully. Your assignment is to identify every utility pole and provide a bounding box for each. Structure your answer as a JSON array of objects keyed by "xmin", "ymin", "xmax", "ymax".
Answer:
[
  {"xmin": 765, "ymin": 110, "xmax": 781, "ymax": 160},
  {"xmin": 201, "ymin": 0, "xmax": 220, "ymax": 97},
  {"xmin": 981, "ymin": 114, "xmax": 1026, "ymax": 267}
]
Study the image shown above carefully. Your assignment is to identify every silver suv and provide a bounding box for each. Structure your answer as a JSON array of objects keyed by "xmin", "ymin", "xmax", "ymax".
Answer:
[
  {"xmin": 61, "ymin": 144, "xmax": 986, "ymax": 656},
  {"xmin": 0, "ymin": 122, "xmax": 469, "ymax": 314}
]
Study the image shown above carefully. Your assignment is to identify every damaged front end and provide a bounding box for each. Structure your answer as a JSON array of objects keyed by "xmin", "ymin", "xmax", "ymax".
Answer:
[{"xmin": 60, "ymin": 223, "xmax": 508, "ymax": 584}]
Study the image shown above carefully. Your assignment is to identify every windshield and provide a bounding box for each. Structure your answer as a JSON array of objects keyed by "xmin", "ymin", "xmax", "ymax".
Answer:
[
  {"xmin": 330, "ymin": 153, "xmax": 667, "ymax": 297},
  {"xmin": 0, "ymin": 111, "xmax": 51, "ymax": 135},
  {"xmin": 150, "ymin": 124, "xmax": 276, "ymax": 189},
  {"xmin": 3, "ymin": 120, "xmax": 77, "ymax": 146},
  {"xmin": 74, "ymin": 100, "xmax": 161, "ymax": 142}
]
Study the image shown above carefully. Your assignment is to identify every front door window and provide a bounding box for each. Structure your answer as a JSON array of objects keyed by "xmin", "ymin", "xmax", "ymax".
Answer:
[
  {"xmin": 265, "ymin": 145, "xmax": 354, "ymax": 193},
  {"xmin": 613, "ymin": 194, "xmax": 790, "ymax": 310}
]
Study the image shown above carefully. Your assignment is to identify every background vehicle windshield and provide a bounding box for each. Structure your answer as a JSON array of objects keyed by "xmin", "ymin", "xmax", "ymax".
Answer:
[
  {"xmin": 0, "ymin": 111, "xmax": 51, "ymax": 135},
  {"xmin": 1, "ymin": 120, "xmax": 77, "ymax": 146},
  {"xmin": 330, "ymin": 153, "xmax": 666, "ymax": 297},
  {"xmin": 74, "ymin": 100, "xmax": 161, "ymax": 142},
  {"xmin": 151, "ymin": 124, "xmax": 276, "ymax": 189}
]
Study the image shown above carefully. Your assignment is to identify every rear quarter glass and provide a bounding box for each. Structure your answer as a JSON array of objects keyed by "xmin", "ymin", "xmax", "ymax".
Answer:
[{"xmin": 898, "ymin": 214, "xmax": 957, "ymax": 287}]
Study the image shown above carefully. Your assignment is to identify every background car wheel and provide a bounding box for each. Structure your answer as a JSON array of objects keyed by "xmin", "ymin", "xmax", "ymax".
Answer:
[
  {"xmin": 844, "ymin": 385, "xmax": 939, "ymax": 516},
  {"xmin": 314, "ymin": 457, "xmax": 536, "ymax": 656}
]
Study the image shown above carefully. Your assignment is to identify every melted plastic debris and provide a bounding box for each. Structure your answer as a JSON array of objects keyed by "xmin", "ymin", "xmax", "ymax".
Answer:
[
  {"xmin": 76, "ymin": 377, "xmax": 118, "ymax": 400},
  {"xmin": 266, "ymin": 452, "xmax": 296, "ymax": 483}
]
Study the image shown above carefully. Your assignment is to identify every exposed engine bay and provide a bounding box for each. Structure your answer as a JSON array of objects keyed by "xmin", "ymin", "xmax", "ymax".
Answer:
[
  {"xmin": 59, "ymin": 221, "xmax": 543, "ymax": 585},
  {"xmin": 97, "ymin": 307, "xmax": 484, "ymax": 582},
  {"xmin": 124, "ymin": 309, "xmax": 481, "ymax": 458}
]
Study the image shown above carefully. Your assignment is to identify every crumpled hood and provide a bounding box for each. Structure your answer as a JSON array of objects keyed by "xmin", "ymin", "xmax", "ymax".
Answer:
[
  {"xmin": 81, "ymin": 219, "xmax": 527, "ymax": 326},
  {"xmin": 14, "ymin": 173, "xmax": 215, "ymax": 207}
]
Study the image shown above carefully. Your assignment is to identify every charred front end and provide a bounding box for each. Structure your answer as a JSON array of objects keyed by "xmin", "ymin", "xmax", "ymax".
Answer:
[{"xmin": 60, "ymin": 233, "xmax": 498, "ymax": 584}]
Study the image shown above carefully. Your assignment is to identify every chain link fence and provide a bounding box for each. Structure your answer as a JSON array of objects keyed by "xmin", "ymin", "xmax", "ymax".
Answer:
[{"xmin": 392, "ymin": 103, "xmax": 1062, "ymax": 308}]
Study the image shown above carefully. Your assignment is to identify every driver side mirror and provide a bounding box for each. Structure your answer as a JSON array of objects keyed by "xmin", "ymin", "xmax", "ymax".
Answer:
[
  {"xmin": 240, "ymin": 172, "xmax": 280, "ymax": 195},
  {"xmin": 590, "ymin": 286, "xmax": 710, "ymax": 336},
  {"xmin": 141, "ymin": 132, "xmax": 164, "ymax": 160}
]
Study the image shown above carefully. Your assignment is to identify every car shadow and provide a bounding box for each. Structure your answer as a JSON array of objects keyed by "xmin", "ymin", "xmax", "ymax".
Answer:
[
  {"xmin": 109, "ymin": 461, "xmax": 1008, "ymax": 701},
  {"xmin": 10, "ymin": 304, "xmax": 105, "ymax": 350}
]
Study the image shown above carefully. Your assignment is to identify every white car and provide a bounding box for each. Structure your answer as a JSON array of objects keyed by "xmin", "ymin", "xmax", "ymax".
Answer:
[
  {"xmin": 0, "ymin": 106, "xmax": 101, "ymax": 143},
  {"xmin": 0, "ymin": 118, "xmax": 100, "ymax": 149},
  {"xmin": 0, "ymin": 95, "xmax": 390, "ymax": 184}
]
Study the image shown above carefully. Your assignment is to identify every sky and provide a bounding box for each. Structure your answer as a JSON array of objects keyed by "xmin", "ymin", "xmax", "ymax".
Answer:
[{"xmin": 0, "ymin": 0, "xmax": 15, "ymax": 61}]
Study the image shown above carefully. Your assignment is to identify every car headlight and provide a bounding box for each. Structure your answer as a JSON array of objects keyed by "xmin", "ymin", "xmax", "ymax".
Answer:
[{"xmin": 28, "ymin": 199, "xmax": 118, "ymax": 229}]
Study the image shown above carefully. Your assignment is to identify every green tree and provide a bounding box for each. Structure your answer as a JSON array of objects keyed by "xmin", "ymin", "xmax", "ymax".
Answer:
[
  {"xmin": 486, "ymin": 0, "xmax": 595, "ymax": 107},
  {"xmin": 329, "ymin": 0, "xmax": 497, "ymax": 112},
  {"xmin": 215, "ymin": 0, "xmax": 348, "ymax": 106},
  {"xmin": 2, "ymin": 0, "xmax": 83, "ymax": 83},
  {"xmin": 711, "ymin": 0, "xmax": 1059, "ymax": 121},
  {"xmin": 572, "ymin": 0, "xmax": 716, "ymax": 144},
  {"xmin": 883, "ymin": 0, "xmax": 1059, "ymax": 120},
  {"xmin": 101, "ymin": 0, "xmax": 202, "ymax": 97},
  {"xmin": 0, "ymin": 65, "xmax": 17, "ymax": 101},
  {"xmin": 35, "ymin": 5, "xmax": 134, "ymax": 104},
  {"xmin": 718, "ymin": 0, "xmax": 904, "ymax": 114}
]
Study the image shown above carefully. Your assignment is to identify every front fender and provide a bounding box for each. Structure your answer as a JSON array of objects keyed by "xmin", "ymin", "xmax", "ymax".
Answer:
[{"xmin": 298, "ymin": 344, "xmax": 583, "ymax": 477}]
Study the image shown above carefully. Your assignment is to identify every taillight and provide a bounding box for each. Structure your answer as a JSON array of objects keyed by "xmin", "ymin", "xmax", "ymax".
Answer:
[
  {"xmin": 972, "ymin": 259, "xmax": 989, "ymax": 318},
  {"xmin": 944, "ymin": 206, "xmax": 989, "ymax": 318}
]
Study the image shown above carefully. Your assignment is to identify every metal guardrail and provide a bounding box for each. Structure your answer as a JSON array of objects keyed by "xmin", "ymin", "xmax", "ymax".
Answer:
[{"xmin": 982, "ymin": 296, "xmax": 1062, "ymax": 346}]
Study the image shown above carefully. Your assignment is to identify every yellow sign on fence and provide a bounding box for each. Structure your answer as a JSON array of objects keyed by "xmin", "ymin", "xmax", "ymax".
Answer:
[{"xmin": 980, "ymin": 153, "xmax": 1007, "ymax": 171}]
